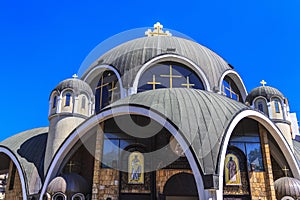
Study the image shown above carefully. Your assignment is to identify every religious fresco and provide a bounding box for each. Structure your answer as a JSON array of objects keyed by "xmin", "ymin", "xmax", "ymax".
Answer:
[
  {"xmin": 225, "ymin": 154, "xmax": 241, "ymax": 186},
  {"xmin": 128, "ymin": 152, "xmax": 144, "ymax": 184}
]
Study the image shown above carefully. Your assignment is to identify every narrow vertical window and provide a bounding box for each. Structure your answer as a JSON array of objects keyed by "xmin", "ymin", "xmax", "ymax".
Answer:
[
  {"xmin": 9, "ymin": 164, "xmax": 16, "ymax": 190},
  {"xmin": 81, "ymin": 96, "xmax": 86, "ymax": 109},
  {"xmin": 52, "ymin": 96, "xmax": 57, "ymax": 108},
  {"xmin": 275, "ymin": 99, "xmax": 280, "ymax": 113},
  {"xmin": 65, "ymin": 93, "xmax": 71, "ymax": 107},
  {"xmin": 258, "ymin": 102, "xmax": 264, "ymax": 112}
]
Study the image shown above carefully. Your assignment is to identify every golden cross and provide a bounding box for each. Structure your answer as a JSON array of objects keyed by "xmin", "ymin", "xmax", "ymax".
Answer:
[
  {"xmin": 108, "ymin": 81, "xmax": 118, "ymax": 101},
  {"xmin": 260, "ymin": 80, "xmax": 267, "ymax": 86},
  {"xmin": 224, "ymin": 84, "xmax": 239, "ymax": 101},
  {"xmin": 96, "ymin": 76, "xmax": 110, "ymax": 109},
  {"xmin": 181, "ymin": 76, "xmax": 195, "ymax": 88},
  {"xmin": 282, "ymin": 165, "xmax": 289, "ymax": 177},
  {"xmin": 66, "ymin": 161, "xmax": 75, "ymax": 173},
  {"xmin": 147, "ymin": 75, "xmax": 161, "ymax": 90},
  {"xmin": 160, "ymin": 65, "xmax": 182, "ymax": 88},
  {"xmin": 145, "ymin": 22, "xmax": 172, "ymax": 37}
]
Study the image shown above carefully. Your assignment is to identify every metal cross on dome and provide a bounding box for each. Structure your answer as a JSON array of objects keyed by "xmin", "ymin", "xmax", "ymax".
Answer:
[
  {"xmin": 145, "ymin": 22, "xmax": 172, "ymax": 37},
  {"xmin": 72, "ymin": 74, "xmax": 78, "ymax": 79},
  {"xmin": 260, "ymin": 80, "xmax": 267, "ymax": 86}
]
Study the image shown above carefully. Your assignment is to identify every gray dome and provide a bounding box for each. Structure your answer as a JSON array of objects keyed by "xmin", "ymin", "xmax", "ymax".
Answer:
[
  {"xmin": 274, "ymin": 177, "xmax": 300, "ymax": 199},
  {"xmin": 53, "ymin": 78, "xmax": 93, "ymax": 96},
  {"xmin": 47, "ymin": 173, "xmax": 89, "ymax": 194},
  {"xmin": 107, "ymin": 88, "xmax": 248, "ymax": 175},
  {"xmin": 246, "ymin": 86, "xmax": 284, "ymax": 104},
  {"xmin": 83, "ymin": 36, "xmax": 233, "ymax": 90}
]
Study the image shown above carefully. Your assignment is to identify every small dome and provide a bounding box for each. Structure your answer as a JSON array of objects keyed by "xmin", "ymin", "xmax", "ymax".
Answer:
[
  {"xmin": 274, "ymin": 177, "xmax": 300, "ymax": 199},
  {"xmin": 47, "ymin": 173, "xmax": 89, "ymax": 194},
  {"xmin": 53, "ymin": 77, "xmax": 93, "ymax": 96},
  {"xmin": 246, "ymin": 86, "xmax": 284, "ymax": 104}
]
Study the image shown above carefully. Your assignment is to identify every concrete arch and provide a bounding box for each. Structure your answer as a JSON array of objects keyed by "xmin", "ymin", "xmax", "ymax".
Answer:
[
  {"xmin": 40, "ymin": 106, "xmax": 208, "ymax": 200},
  {"xmin": 0, "ymin": 147, "xmax": 27, "ymax": 200},
  {"xmin": 219, "ymin": 70, "xmax": 248, "ymax": 102},
  {"xmin": 216, "ymin": 109, "xmax": 300, "ymax": 199},
  {"xmin": 132, "ymin": 54, "xmax": 211, "ymax": 93}
]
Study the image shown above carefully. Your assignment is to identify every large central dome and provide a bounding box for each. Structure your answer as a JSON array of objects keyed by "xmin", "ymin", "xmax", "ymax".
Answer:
[{"xmin": 82, "ymin": 35, "xmax": 233, "ymax": 90}]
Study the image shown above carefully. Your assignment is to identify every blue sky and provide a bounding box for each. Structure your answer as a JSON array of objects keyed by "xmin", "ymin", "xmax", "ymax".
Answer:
[{"xmin": 0, "ymin": 0, "xmax": 300, "ymax": 141}]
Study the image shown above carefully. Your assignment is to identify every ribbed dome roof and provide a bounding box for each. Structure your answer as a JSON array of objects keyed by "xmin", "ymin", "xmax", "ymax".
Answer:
[
  {"xmin": 47, "ymin": 173, "xmax": 89, "ymax": 194},
  {"xmin": 83, "ymin": 36, "xmax": 233, "ymax": 90},
  {"xmin": 246, "ymin": 86, "xmax": 284, "ymax": 104},
  {"xmin": 107, "ymin": 88, "xmax": 248, "ymax": 175},
  {"xmin": 274, "ymin": 177, "xmax": 300, "ymax": 199},
  {"xmin": 53, "ymin": 78, "xmax": 92, "ymax": 96}
]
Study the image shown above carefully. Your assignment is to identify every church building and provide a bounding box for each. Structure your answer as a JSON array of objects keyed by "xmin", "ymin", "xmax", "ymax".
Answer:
[{"xmin": 1, "ymin": 22, "xmax": 300, "ymax": 200}]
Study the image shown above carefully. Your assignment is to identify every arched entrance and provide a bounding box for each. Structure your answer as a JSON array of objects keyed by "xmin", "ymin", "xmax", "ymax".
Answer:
[{"xmin": 162, "ymin": 173, "xmax": 198, "ymax": 200}]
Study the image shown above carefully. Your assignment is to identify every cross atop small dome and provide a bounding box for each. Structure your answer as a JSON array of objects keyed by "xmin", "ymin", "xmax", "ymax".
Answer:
[
  {"xmin": 260, "ymin": 80, "xmax": 267, "ymax": 86},
  {"xmin": 72, "ymin": 74, "xmax": 78, "ymax": 79},
  {"xmin": 145, "ymin": 22, "xmax": 172, "ymax": 37}
]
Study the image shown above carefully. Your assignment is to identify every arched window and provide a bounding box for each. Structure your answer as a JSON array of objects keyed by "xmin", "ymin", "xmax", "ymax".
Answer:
[
  {"xmin": 137, "ymin": 61, "xmax": 204, "ymax": 92},
  {"xmin": 65, "ymin": 93, "xmax": 71, "ymax": 107},
  {"xmin": 274, "ymin": 99, "xmax": 280, "ymax": 113},
  {"xmin": 254, "ymin": 98, "xmax": 269, "ymax": 116},
  {"xmin": 222, "ymin": 76, "xmax": 242, "ymax": 102},
  {"xmin": 95, "ymin": 70, "xmax": 120, "ymax": 112},
  {"xmin": 81, "ymin": 96, "xmax": 86, "ymax": 109},
  {"xmin": 52, "ymin": 96, "xmax": 57, "ymax": 108}
]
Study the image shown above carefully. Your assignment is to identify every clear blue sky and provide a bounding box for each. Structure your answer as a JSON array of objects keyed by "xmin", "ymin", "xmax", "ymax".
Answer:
[{"xmin": 1, "ymin": 0, "xmax": 300, "ymax": 141}]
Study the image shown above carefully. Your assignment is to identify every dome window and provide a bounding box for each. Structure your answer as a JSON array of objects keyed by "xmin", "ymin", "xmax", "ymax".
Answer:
[
  {"xmin": 254, "ymin": 99, "xmax": 269, "ymax": 116},
  {"xmin": 81, "ymin": 96, "xmax": 86, "ymax": 109},
  {"xmin": 274, "ymin": 99, "xmax": 280, "ymax": 113},
  {"xmin": 95, "ymin": 70, "xmax": 120, "ymax": 112},
  {"xmin": 137, "ymin": 62, "xmax": 204, "ymax": 92},
  {"xmin": 222, "ymin": 76, "xmax": 242, "ymax": 102},
  {"xmin": 52, "ymin": 96, "xmax": 57, "ymax": 109},
  {"xmin": 65, "ymin": 93, "xmax": 71, "ymax": 107},
  {"xmin": 258, "ymin": 102, "xmax": 264, "ymax": 112}
]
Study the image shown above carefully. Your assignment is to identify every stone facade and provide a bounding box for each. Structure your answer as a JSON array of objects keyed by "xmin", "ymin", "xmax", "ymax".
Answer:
[{"xmin": 4, "ymin": 161, "xmax": 22, "ymax": 200}]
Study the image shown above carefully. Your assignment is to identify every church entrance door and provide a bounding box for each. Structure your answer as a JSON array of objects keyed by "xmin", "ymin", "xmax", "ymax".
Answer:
[{"xmin": 163, "ymin": 172, "xmax": 198, "ymax": 200}]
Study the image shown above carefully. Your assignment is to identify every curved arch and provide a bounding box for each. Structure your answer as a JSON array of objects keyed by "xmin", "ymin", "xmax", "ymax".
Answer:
[
  {"xmin": 40, "ymin": 106, "xmax": 206, "ymax": 200},
  {"xmin": 71, "ymin": 193, "xmax": 85, "ymax": 200},
  {"xmin": 132, "ymin": 54, "xmax": 211, "ymax": 93},
  {"xmin": 82, "ymin": 65, "xmax": 125, "ymax": 98},
  {"xmin": 216, "ymin": 109, "xmax": 300, "ymax": 199},
  {"xmin": 219, "ymin": 70, "xmax": 247, "ymax": 102},
  {"xmin": 52, "ymin": 192, "xmax": 66, "ymax": 200},
  {"xmin": 0, "ymin": 147, "xmax": 27, "ymax": 200}
]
